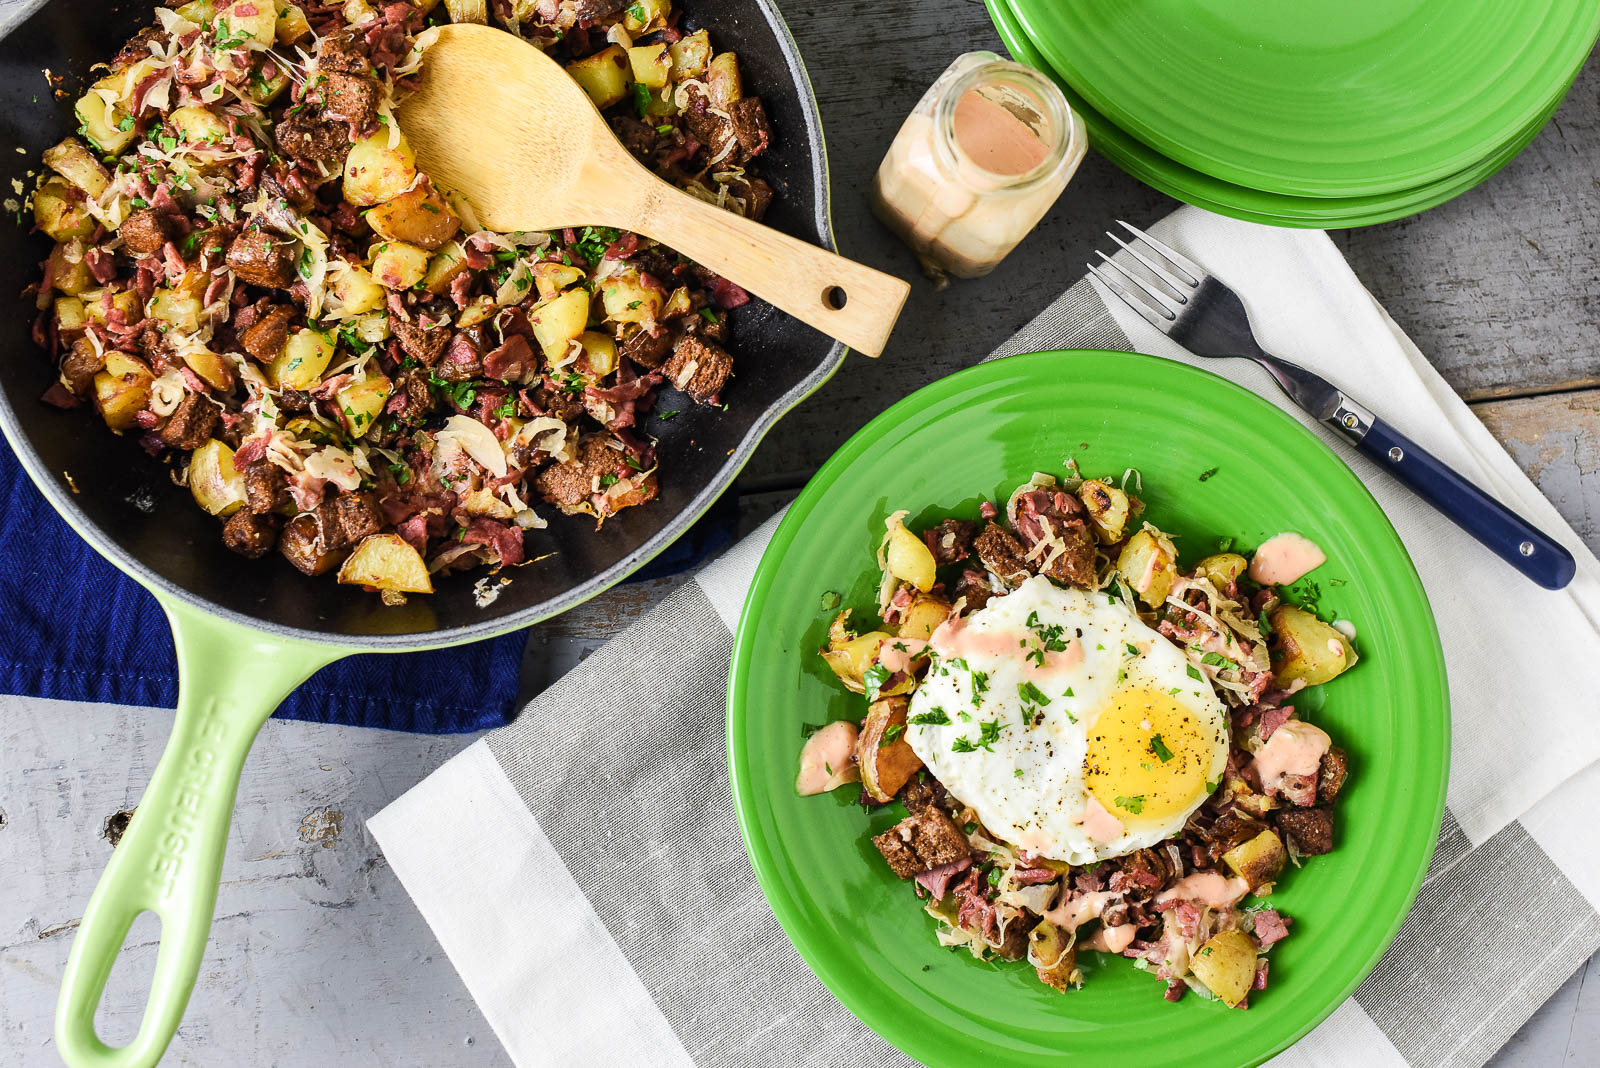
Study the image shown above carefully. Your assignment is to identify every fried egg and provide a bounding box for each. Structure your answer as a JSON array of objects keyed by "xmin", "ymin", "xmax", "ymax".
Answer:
[{"xmin": 906, "ymin": 575, "xmax": 1228, "ymax": 865}]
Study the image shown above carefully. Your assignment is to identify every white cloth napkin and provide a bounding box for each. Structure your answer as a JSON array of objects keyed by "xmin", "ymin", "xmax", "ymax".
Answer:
[{"xmin": 368, "ymin": 207, "xmax": 1600, "ymax": 1068}]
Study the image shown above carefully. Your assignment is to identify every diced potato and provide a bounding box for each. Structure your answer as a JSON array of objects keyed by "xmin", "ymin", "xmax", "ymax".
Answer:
[
  {"xmin": 243, "ymin": 64, "xmax": 290, "ymax": 106},
  {"xmin": 667, "ymin": 28, "xmax": 711, "ymax": 79},
  {"xmin": 443, "ymin": 0, "xmax": 487, "ymax": 22},
  {"xmin": 214, "ymin": 0, "xmax": 277, "ymax": 46},
  {"xmin": 149, "ymin": 288, "xmax": 204, "ymax": 334},
  {"xmin": 1116, "ymin": 527, "xmax": 1178, "ymax": 608},
  {"xmin": 627, "ymin": 44, "xmax": 671, "ymax": 89},
  {"xmin": 409, "ymin": 0, "xmax": 442, "ymax": 14},
  {"xmin": 48, "ymin": 241, "xmax": 93, "ymax": 296},
  {"xmin": 274, "ymin": 0, "xmax": 312, "ymax": 43},
  {"xmin": 623, "ymin": 0, "xmax": 670, "ymax": 34},
  {"xmin": 819, "ymin": 610, "xmax": 890, "ymax": 694},
  {"xmin": 174, "ymin": 0, "xmax": 216, "ymax": 22},
  {"xmin": 335, "ymin": 373, "xmax": 393, "ymax": 438},
  {"xmin": 188, "ymin": 438, "xmax": 246, "ymax": 515},
  {"xmin": 270, "ymin": 327, "xmax": 335, "ymax": 390},
  {"xmin": 364, "ymin": 180, "xmax": 460, "ymax": 250},
  {"xmin": 421, "ymin": 240, "xmax": 470, "ymax": 295},
  {"xmin": 885, "ymin": 521, "xmax": 937, "ymax": 592},
  {"xmin": 167, "ymin": 104, "xmax": 230, "ymax": 148},
  {"xmin": 338, "ymin": 533, "xmax": 434, "ymax": 594},
  {"xmin": 856, "ymin": 696, "xmax": 922, "ymax": 803},
  {"xmin": 896, "ymin": 594, "xmax": 950, "ymax": 641},
  {"xmin": 529, "ymin": 288, "xmax": 591, "ymax": 361},
  {"xmin": 574, "ymin": 331, "xmax": 618, "ymax": 379},
  {"xmin": 566, "ymin": 45, "xmax": 630, "ymax": 111},
  {"xmin": 34, "ymin": 179, "xmax": 96, "ymax": 242},
  {"xmin": 326, "ymin": 261, "xmax": 387, "ymax": 316},
  {"xmin": 1077, "ymin": 479, "xmax": 1130, "ymax": 544},
  {"xmin": 343, "ymin": 0, "xmax": 378, "ymax": 24},
  {"xmin": 455, "ymin": 295, "xmax": 496, "ymax": 329},
  {"xmin": 92, "ymin": 353, "xmax": 154, "ymax": 431},
  {"xmin": 1194, "ymin": 552, "xmax": 1248, "ymax": 590},
  {"xmin": 661, "ymin": 285, "xmax": 693, "ymax": 319},
  {"xmin": 183, "ymin": 348, "xmax": 235, "ymax": 392},
  {"xmin": 1189, "ymin": 929, "xmax": 1258, "ymax": 1008},
  {"xmin": 54, "ymin": 297, "xmax": 88, "ymax": 337},
  {"xmin": 368, "ymin": 240, "xmax": 431, "ymax": 290},
  {"xmin": 1222, "ymin": 829, "xmax": 1286, "ymax": 892},
  {"xmin": 342, "ymin": 129, "xmax": 418, "ymax": 206},
  {"xmin": 82, "ymin": 287, "xmax": 144, "ymax": 327},
  {"xmin": 42, "ymin": 139, "xmax": 111, "ymax": 199},
  {"xmin": 1267, "ymin": 604, "xmax": 1358, "ymax": 687},
  {"xmin": 705, "ymin": 51, "xmax": 742, "ymax": 108},
  {"xmin": 73, "ymin": 93, "xmax": 135, "ymax": 156},
  {"xmin": 598, "ymin": 271, "xmax": 662, "ymax": 327},
  {"xmin": 1029, "ymin": 921, "xmax": 1079, "ymax": 992},
  {"xmin": 532, "ymin": 261, "xmax": 585, "ymax": 302}
]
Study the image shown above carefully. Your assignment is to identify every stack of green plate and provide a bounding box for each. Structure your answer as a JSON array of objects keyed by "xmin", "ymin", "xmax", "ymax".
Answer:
[{"xmin": 986, "ymin": 0, "xmax": 1600, "ymax": 227}]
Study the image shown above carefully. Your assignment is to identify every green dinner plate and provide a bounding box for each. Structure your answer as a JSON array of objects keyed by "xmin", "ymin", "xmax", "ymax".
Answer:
[
  {"xmin": 1005, "ymin": 0, "xmax": 1600, "ymax": 197},
  {"xmin": 988, "ymin": 0, "xmax": 1576, "ymax": 227},
  {"xmin": 728, "ymin": 351, "xmax": 1450, "ymax": 1067}
]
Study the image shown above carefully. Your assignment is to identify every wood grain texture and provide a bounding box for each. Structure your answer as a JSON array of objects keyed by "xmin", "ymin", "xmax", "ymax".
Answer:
[
  {"xmin": 0, "ymin": 0, "xmax": 1597, "ymax": 1063},
  {"xmin": 400, "ymin": 24, "xmax": 910, "ymax": 355}
]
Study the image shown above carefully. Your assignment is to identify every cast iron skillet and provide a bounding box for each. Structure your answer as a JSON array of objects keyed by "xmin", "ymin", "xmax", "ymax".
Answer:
[{"xmin": 0, "ymin": 4, "xmax": 844, "ymax": 1065}]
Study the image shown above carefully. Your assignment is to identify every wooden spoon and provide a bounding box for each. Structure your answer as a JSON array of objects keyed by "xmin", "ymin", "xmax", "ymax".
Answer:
[{"xmin": 397, "ymin": 23, "xmax": 910, "ymax": 357}]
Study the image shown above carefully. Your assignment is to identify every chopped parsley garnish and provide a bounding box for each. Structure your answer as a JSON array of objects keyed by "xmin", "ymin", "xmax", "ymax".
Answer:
[
  {"xmin": 1124, "ymin": 641, "xmax": 1140, "ymax": 657},
  {"xmin": 862, "ymin": 663, "xmax": 891, "ymax": 700},
  {"xmin": 976, "ymin": 719, "xmax": 1003, "ymax": 749},
  {"xmin": 1204, "ymin": 778, "xmax": 1221, "ymax": 794},
  {"xmin": 632, "ymin": 81, "xmax": 653, "ymax": 117},
  {"xmin": 1149, "ymin": 734, "xmax": 1175, "ymax": 763},
  {"xmin": 1186, "ymin": 664, "xmax": 1203, "ymax": 681},
  {"xmin": 1216, "ymin": 536, "xmax": 1235, "ymax": 553},
  {"xmin": 449, "ymin": 382, "xmax": 477, "ymax": 409},
  {"xmin": 657, "ymin": 409, "xmax": 681, "ymax": 420},
  {"xmin": 1258, "ymin": 609, "xmax": 1273, "ymax": 636},
  {"xmin": 986, "ymin": 867, "xmax": 1002, "ymax": 886},
  {"xmin": 598, "ymin": 472, "xmax": 619, "ymax": 488},
  {"xmin": 655, "ymin": 123, "xmax": 674, "ymax": 134},
  {"xmin": 969, "ymin": 668, "xmax": 989, "ymax": 702},
  {"xmin": 1062, "ymin": 687, "xmax": 1074, "ymax": 698},
  {"xmin": 494, "ymin": 396, "xmax": 517, "ymax": 419},
  {"xmin": 820, "ymin": 591, "xmax": 840, "ymax": 610},
  {"xmin": 879, "ymin": 724, "xmax": 905, "ymax": 748},
  {"xmin": 698, "ymin": 307, "xmax": 719, "ymax": 323},
  {"xmin": 1198, "ymin": 466, "xmax": 1218, "ymax": 482},
  {"xmin": 951, "ymin": 736, "xmax": 978, "ymax": 753},
  {"xmin": 1018, "ymin": 681, "xmax": 1050, "ymax": 706},
  {"xmin": 573, "ymin": 225, "xmax": 621, "ymax": 265},
  {"xmin": 1013, "ymin": 768, "xmax": 1024, "ymax": 779},
  {"xmin": 909, "ymin": 708, "xmax": 950, "ymax": 726},
  {"xmin": 117, "ymin": 115, "xmax": 135, "ymax": 132},
  {"xmin": 1114, "ymin": 794, "xmax": 1146, "ymax": 815},
  {"xmin": 1201, "ymin": 651, "xmax": 1231, "ymax": 668}
]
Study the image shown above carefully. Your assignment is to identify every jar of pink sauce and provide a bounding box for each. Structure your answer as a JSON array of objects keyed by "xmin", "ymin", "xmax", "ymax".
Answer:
[{"xmin": 872, "ymin": 52, "xmax": 1085, "ymax": 280}]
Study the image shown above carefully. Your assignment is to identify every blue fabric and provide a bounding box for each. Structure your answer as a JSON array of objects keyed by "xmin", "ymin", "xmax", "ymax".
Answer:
[{"xmin": 0, "ymin": 440, "xmax": 734, "ymax": 733}]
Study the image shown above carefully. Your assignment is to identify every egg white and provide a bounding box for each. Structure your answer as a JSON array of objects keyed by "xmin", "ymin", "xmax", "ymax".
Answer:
[{"xmin": 906, "ymin": 576, "xmax": 1228, "ymax": 865}]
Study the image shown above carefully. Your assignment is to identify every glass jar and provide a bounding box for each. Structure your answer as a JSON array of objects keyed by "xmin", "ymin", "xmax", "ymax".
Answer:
[{"xmin": 871, "ymin": 51, "xmax": 1085, "ymax": 280}]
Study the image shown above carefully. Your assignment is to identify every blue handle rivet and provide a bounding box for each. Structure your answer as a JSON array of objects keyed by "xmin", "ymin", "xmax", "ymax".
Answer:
[
  {"xmin": 1519, "ymin": 541, "xmax": 1535, "ymax": 557},
  {"xmin": 1388, "ymin": 446, "xmax": 1403, "ymax": 461}
]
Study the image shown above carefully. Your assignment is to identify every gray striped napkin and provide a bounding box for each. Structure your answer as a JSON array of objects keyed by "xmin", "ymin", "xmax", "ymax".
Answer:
[{"xmin": 369, "ymin": 207, "xmax": 1600, "ymax": 1068}]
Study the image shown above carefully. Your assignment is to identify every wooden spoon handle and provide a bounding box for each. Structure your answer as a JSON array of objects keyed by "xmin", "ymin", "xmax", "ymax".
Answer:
[{"xmin": 627, "ymin": 181, "xmax": 910, "ymax": 357}]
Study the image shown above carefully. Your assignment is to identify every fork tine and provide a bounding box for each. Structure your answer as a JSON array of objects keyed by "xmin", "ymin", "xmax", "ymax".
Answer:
[
  {"xmin": 1116, "ymin": 220, "xmax": 1203, "ymax": 289},
  {"xmin": 1090, "ymin": 251, "xmax": 1183, "ymax": 320},
  {"xmin": 1086, "ymin": 260, "xmax": 1176, "ymax": 328},
  {"xmin": 1105, "ymin": 231, "xmax": 1191, "ymax": 302}
]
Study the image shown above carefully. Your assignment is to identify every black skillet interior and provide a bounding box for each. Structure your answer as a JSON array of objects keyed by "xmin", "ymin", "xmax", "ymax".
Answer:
[{"xmin": 0, "ymin": 0, "xmax": 840, "ymax": 644}]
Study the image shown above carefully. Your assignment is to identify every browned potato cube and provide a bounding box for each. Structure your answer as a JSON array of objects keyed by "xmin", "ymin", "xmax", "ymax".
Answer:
[
  {"xmin": 1190, "ymin": 928, "xmax": 1258, "ymax": 1007},
  {"xmin": 1221, "ymin": 829, "xmax": 1287, "ymax": 892},
  {"xmin": 1268, "ymin": 604, "xmax": 1358, "ymax": 686},
  {"xmin": 364, "ymin": 179, "xmax": 461, "ymax": 250},
  {"xmin": 856, "ymin": 696, "xmax": 922, "ymax": 803}
]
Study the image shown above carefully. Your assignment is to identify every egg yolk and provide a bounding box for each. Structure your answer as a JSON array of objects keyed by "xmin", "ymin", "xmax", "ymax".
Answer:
[{"xmin": 1085, "ymin": 688, "xmax": 1218, "ymax": 832}]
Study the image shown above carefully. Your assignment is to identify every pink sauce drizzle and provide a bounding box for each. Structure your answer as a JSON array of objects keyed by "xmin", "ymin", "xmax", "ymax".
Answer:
[
  {"xmin": 929, "ymin": 617, "xmax": 1084, "ymax": 679},
  {"xmin": 1078, "ymin": 796, "xmax": 1123, "ymax": 844},
  {"xmin": 1155, "ymin": 871, "xmax": 1250, "ymax": 910},
  {"xmin": 1081, "ymin": 923, "xmax": 1139, "ymax": 955},
  {"xmin": 1248, "ymin": 532, "xmax": 1326, "ymax": 586},
  {"xmin": 1250, "ymin": 721, "xmax": 1331, "ymax": 797},
  {"xmin": 1044, "ymin": 890, "xmax": 1112, "ymax": 932},
  {"xmin": 876, "ymin": 638, "xmax": 928, "ymax": 676},
  {"xmin": 795, "ymin": 721, "xmax": 859, "ymax": 796},
  {"xmin": 953, "ymin": 89, "xmax": 1049, "ymax": 176}
]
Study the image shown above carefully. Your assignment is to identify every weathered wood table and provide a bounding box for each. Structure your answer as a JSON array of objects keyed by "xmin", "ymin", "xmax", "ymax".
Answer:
[{"xmin": 3, "ymin": 2, "xmax": 1598, "ymax": 1064}]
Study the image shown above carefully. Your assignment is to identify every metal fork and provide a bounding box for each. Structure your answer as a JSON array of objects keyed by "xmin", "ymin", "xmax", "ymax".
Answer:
[{"xmin": 1088, "ymin": 220, "xmax": 1576, "ymax": 591}]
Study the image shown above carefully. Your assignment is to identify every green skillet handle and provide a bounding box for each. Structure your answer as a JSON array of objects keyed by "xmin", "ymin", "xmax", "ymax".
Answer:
[{"xmin": 55, "ymin": 598, "xmax": 341, "ymax": 1068}]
